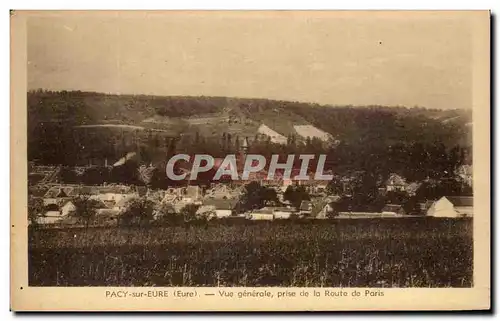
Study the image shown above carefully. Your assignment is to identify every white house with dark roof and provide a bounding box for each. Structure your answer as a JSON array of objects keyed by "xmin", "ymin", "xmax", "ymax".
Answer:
[
  {"xmin": 201, "ymin": 198, "xmax": 238, "ymax": 218},
  {"xmin": 38, "ymin": 199, "xmax": 76, "ymax": 224},
  {"xmin": 43, "ymin": 187, "xmax": 70, "ymax": 206},
  {"xmin": 427, "ymin": 196, "xmax": 473, "ymax": 218}
]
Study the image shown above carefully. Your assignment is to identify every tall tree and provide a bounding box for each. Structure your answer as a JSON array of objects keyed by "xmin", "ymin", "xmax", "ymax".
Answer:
[
  {"xmin": 138, "ymin": 164, "xmax": 155, "ymax": 187},
  {"xmin": 240, "ymin": 182, "xmax": 279, "ymax": 211},
  {"xmin": 71, "ymin": 195, "xmax": 100, "ymax": 229},
  {"xmin": 221, "ymin": 133, "xmax": 227, "ymax": 151},
  {"xmin": 28, "ymin": 196, "xmax": 44, "ymax": 226},
  {"xmin": 283, "ymin": 185, "xmax": 311, "ymax": 209},
  {"xmin": 235, "ymin": 135, "xmax": 240, "ymax": 153},
  {"xmin": 180, "ymin": 203, "xmax": 200, "ymax": 223},
  {"xmin": 119, "ymin": 197, "xmax": 155, "ymax": 226},
  {"xmin": 227, "ymin": 133, "xmax": 232, "ymax": 152},
  {"xmin": 154, "ymin": 202, "xmax": 181, "ymax": 226}
]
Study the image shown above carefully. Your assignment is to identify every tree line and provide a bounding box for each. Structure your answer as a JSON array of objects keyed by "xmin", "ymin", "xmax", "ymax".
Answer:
[{"xmin": 28, "ymin": 90, "xmax": 472, "ymax": 189}]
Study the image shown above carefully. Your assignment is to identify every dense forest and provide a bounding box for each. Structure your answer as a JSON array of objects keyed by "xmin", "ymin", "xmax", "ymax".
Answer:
[{"xmin": 28, "ymin": 90, "xmax": 472, "ymax": 188}]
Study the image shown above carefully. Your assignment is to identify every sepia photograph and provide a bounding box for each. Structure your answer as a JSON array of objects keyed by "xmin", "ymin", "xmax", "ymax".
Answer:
[{"xmin": 10, "ymin": 10, "xmax": 490, "ymax": 311}]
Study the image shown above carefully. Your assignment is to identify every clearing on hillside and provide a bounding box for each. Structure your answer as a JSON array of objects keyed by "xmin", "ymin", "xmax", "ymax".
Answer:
[
  {"xmin": 257, "ymin": 124, "xmax": 288, "ymax": 145},
  {"xmin": 294, "ymin": 124, "xmax": 332, "ymax": 142}
]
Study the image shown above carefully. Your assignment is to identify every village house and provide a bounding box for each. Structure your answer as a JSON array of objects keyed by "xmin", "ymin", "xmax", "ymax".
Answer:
[
  {"xmin": 386, "ymin": 173, "xmax": 408, "ymax": 192},
  {"xmin": 39, "ymin": 203, "xmax": 62, "ymax": 224},
  {"xmin": 381, "ymin": 204, "xmax": 406, "ymax": 216},
  {"xmin": 199, "ymin": 198, "xmax": 238, "ymax": 218},
  {"xmin": 272, "ymin": 207, "xmax": 296, "ymax": 219},
  {"xmin": 427, "ymin": 196, "xmax": 473, "ymax": 218},
  {"xmin": 248, "ymin": 207, "xmax": 275, "ymax": 220},
  {"xmin": 312, "ymin": 196, "xmax": 341, "ymax": 219},
  {"xmin": 38, "ymin": 199, "xmax": 76, "ymax": 224},
  {"xmin": 98, "ymin": 199, "xmax": 113, "ymax": 208},
  {"xmin": 42, "ymin": 186, "xmax": 71, "ymax": 206},
  {"xmin": 299, "ymin": 200, "xmax": 314, "ymax": 216},
  {"xmin": 94, "ymin": 185, "xmax": 134, "ymax": 203}
]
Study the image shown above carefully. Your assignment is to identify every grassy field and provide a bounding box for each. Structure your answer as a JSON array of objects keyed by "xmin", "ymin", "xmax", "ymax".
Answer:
[{"xmin": 28, "ymin": 218, "xmax": 473, "ymax": 287}]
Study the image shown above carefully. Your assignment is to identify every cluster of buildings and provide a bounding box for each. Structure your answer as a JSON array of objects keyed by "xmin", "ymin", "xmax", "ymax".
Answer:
[
  {"xmin": 332, "ymin": 196, "xmax": 473, "ymax": 219},
  {"xmin": 33, "ymin": 184, "xmax": 147, "ymax": 225},
  {"xmin": 424, "ymin": 196, "xmax": 474, "ymax": 218},
  {"xmin": 29, "ymin": 180, "xmax": 473, "ymax": 226},
  {"xmin": 28, "ymin": 156, "xmax": 474, "ymax": 225},
  {"xmin": 29, "ymin": 179, "xmax": 332, "ymax": 225}
]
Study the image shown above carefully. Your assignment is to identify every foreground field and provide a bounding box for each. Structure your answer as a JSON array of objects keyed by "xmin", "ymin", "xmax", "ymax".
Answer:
[{"xmin": 28, "ymin": 218, "xmax": 473, "ymax": 287}]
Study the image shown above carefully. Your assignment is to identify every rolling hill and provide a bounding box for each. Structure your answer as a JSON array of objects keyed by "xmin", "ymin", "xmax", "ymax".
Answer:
[{"xmin": 27, "ymin": 90, "xmax": 473, "ymax": 170}]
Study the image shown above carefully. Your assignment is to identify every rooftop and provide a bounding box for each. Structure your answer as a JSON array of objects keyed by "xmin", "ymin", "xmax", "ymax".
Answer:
[{"xmin": 445, "ymin": 196, "xmax": 473, "ymax": 207}]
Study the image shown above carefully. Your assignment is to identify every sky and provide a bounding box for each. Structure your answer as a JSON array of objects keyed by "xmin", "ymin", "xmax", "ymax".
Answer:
[{"xmin": 27, "ymin": 11, "xmax": 473, "ymax": 109}]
